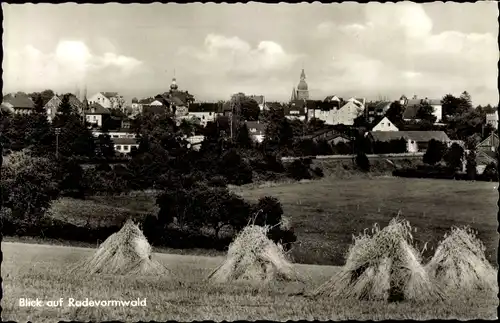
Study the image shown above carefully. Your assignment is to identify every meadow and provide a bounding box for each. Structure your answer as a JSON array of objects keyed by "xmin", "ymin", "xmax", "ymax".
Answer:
[
  {"xmin": 1, "ymin": 241, "xmax": 497, "ymax": 322},
  {"xmin": 7, "ymin": 176, "xmax": 499, "ymax": 266}
]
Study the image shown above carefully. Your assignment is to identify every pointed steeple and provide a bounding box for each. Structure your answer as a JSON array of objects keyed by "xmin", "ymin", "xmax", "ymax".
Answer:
[
  {"xmin": 291, "ymin": 87, "xmax": 297, "ymax": 102},
  {"xmin": 300, "ymin": 68, "xmax": 306, "ymax": 80}
]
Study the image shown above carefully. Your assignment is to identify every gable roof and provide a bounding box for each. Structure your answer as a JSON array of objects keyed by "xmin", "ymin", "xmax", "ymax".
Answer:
[
  {"xmin": 286, "ymin": 101, "xmax": 307, "ymax": 116},
  {"xmin": 368, "ymin": 131, "xmax": 450, "ymax": 142},
  {"xmin": 101, "ymin": 92, "xmax": 119, "ymax": 99},
  {"xmin": 403, "ymin": 104, "xmax": 420, "ymax": 119},
  {"xmin": 372, "ymin": 116, "xmax": 399, "ymax": 130},
  {"xmin": 477, "ymin": 132, "xmax": 499, "ymax": 149},
  {"xmin": 138, "ymin": 97, "xmax": 155, "ymax": 105},
  {"xmin": 86, "ymin": 102, "xmax": 111, "ymax": 115},
  {"xmin": 2, "ymin": 92, "xmax": 35, "ymax": 109},
  {"xmin": 44, "ymin": 95, "xmax": 62, "ymax": 108},
  {"xmin": 189, "ymin": 102, "xmax": 219, "ymax": 113},
  {"xmin": 324, "ymin": 95, "xmax": 341, "ymax": 102},
  {"xmin": 112, "ymin": 137, "xmax": 139, "ymax": 145}
]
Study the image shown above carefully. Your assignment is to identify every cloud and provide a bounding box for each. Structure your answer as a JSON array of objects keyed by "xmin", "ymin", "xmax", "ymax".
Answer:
[
  {"xmin": 179, "ymin": 33, "xmax": 300, "ymax": 76},
  {"xmin": 3, "ymin": 40, "xmax": 143, "ymax": 92},
  {"xmin": 313, "ymin": 2, "xmax": 498, "ymax": 104}
]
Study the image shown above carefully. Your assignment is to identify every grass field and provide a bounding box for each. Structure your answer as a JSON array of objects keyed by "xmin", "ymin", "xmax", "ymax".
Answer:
[
  {"xmin": 2, "ymin": 241, "xmax": 497, "ymax": 322},
  {"xmin": 233, "ymin": 177, "xmax": 499, "ymax": 266},
  {"xmin": 20, "ymin": 176, "xmax": 499, "ymax": 266}
]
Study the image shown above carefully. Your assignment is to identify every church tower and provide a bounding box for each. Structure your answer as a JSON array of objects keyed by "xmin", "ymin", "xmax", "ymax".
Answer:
[{"xmin": 296, "ymin": 69, "xmax": 309, "ymax": 100}]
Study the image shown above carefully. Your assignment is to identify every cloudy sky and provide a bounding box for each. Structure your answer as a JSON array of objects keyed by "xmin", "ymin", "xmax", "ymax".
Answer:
[{"xmin": 3, "ymin": 2, "xmax": 498, "ymax": 105}]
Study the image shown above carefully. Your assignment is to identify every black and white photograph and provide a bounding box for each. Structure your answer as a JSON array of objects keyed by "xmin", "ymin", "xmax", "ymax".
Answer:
[{"xmin": 1, "ymin": 2, "xmax": 498, "ymax": 321}]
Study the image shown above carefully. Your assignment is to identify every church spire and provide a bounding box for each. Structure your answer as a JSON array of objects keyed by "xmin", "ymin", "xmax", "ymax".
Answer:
[
  {"xmin": 291, "ymin": 86, "xmax": 297, "ymax": 101},
  {"xmin": 300, "ymin": 68, "xmax": 306, "ymax": 81}
]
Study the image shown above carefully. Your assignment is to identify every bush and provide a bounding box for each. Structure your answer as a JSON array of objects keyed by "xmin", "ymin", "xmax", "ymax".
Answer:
[
  {"xmin": 286, "ymin": 159, "xmax": 313, "ymax": 180},
  {"xmin": 252, "ymin": 196, "xmax": 283, "ymax": 227},
  {"xmin": 312, "ymin": 166, "xmax": 325, "ymax": 178},
  {"xmin": 423, "ymin": 139, "xmax": 446, "ymax": 165},
  {"xmin": 482, "ymin": 163, "xmax": 498, "ymax": 181}
]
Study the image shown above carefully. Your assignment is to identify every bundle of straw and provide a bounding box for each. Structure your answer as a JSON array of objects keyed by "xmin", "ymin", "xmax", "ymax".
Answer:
[
  {"xmin": 69, "ymin": 219, "xmax": 169, "ymax": 276},
  {"xmin": 313, "ymin": 217, "xmax": 443, "ymax": 302},
  {"xmin": 426, "ymin": 226, "xmax": 497, "ymax": 295},
  {"xmin": 208, "ymin": 225, "xmax": 300, "ymax": 283}
]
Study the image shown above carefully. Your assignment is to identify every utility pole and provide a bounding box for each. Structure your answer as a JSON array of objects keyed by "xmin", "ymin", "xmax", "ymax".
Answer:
[{"xmin": 55, "ymin": 128, "xmax": 61, "ymax": 159}]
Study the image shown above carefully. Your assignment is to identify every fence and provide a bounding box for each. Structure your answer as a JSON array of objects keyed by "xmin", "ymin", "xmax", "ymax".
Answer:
[{"xmin": 281, "ymin": 152, "xmax": 425, "ymax": 162}]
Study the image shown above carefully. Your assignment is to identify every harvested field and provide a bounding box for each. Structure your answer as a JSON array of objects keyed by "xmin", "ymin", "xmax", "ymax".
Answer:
[{"xmin": 2, "ymin": 241, "xmax": 497, "ymax": 322}]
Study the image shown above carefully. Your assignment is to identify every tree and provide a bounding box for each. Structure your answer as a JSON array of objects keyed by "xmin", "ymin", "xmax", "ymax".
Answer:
[
  {"xmin": 459, "ymin": 91, "xmax": 473, "ymax": 114},
  {"xmin": 355, "ymin": 151, "xmax": 370, "ymax": 172},
  {"xmin": 441, "ymin": 94, "xmax": 461, "ymax": 119},
  {"xmin": 443, "ymin": 143, "xmax": 465, "ymax": 170},
  {"xmin": 306, "ymin": 118, "xmax": 326, "ymax": 133},
  {"xmin": 24, "ymin": 93, "xmax": 53, "ymax": 157},
  {"xmin": 416, "ymin": 102, "xmax": 437, "ymax": 124},
  {"xmin": 386, "ymin": 101, "xmax": 405, "ymax": 123},
  {"xmin": 235, "ymin": 123, "xmax": 253, "ymax": 149},
  {"xmin": 263, "ymin": 106, "xmax": 294, "ymax": 154},
  {"xmin": 1, "ymin": 153, "xmax": 60, "ymax": 231},
  {"xmin": 466, "ymin": 149, "xmax": 477, "ymax": 180},
  {"xmin": 423, "ymin": 139, "xmax": 446, "ymax": 165},
  {"xmin": 239, "ymin": 97, "xmax": 260, "ymax": 121},
  {"xmin": 96, "ymin": 132, "xmax": 116, "ymax": 159}
]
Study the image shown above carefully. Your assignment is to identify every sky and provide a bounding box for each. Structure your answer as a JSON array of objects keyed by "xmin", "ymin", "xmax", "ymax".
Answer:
[{"xmin": 2, "ymin": 2, "xmax": 499, "ymax": 106}]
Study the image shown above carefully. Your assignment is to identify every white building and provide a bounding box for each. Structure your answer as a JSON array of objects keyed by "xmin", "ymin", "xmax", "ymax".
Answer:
[
  {"xmin": 85, "ymin": 103, "xmax": 110, "ymax": 127},
  {"xmin": 92, "ymin": 129, "xmax": 137, "ymax": 139},
  {"xmin": 112, "ymin": 138, "xmax": 139, "ymax": 155},
  {"xmin": 486, "ymin": 112, "xmax": 498, "ymax": 129},
  {"xmin": 372, "ymin": 117, "xmax": 399, "ymax": 132},
  {"xmin": 88, "ymin": 92, "xmax": 124, "ymax": 110}
]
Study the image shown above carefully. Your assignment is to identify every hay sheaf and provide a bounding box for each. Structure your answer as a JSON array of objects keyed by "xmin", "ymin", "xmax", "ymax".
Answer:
[
  {"xmin": 69, "ymin": 220, "xmax": 169, "ymax": 276},
  {"xmin": 426, "ymin": 227, "xmax": 497, "ymax": 295},
  {"xmin": 313, "ymin": 217, "xmax": 444, "ymax": 302},
  {"xmin": 208, "ymin": 225, "xmax": 301, "ymax": 283}
]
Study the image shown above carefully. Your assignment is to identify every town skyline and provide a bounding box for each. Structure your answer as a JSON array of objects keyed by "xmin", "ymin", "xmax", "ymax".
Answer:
[{"xmin": 3, "ymin": 2, "xmax": 498, "ymax": 105}]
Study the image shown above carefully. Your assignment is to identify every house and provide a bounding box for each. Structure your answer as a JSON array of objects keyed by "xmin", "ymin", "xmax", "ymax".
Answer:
[
  {"xmin": 43, "ymin": 93, "xmax": 85, "ymax": 122},
  {"xmin": 365, "ymin": 101, "xmax": 392, "ymax": 123},
  {"xmin": 1, "ymin": 92, "xmax": 35, "ymax": 114},
  {"xmin": 285, "ymin": 100, "xmax": 308, "ymax": 121},
  {"xmin": 92, "ymin": 129, "xmax": 137, "ymax": 139},
  {"xmin": 367, "ymin": 131, "xmax": 450, "ymax": 153},
  {"xmin": 486, "ymin": 112, "xmax": 498, "ymax": 130},
  {"xmin": 185, "ymin": 135, "xmax": 205, "ymax": 150},
  {"xmin": 244, "ymin": 121, "xmax": 266, "ymax": 143},
  {"xmin": 188, "ymin": 103, "xmax": 219, "ymax": 126},
  {"xmin": 44, "ymin": 95, "xmax": 62, "ymax": 122},
  {"xmin": 88, "ymin": 92, "xmax": 124, "ymax": 110},
  {"xmin": 328, "ymin": 100, "xmax": 364, "ymax": 126},
  {"xmin": 85, "ymin": 102, "xmax": 111, "ymax": 127},
  {"xmin": 401, "ymin": 96, "xmax": 442, "ymax": 123},
  {"xmin": 475, "ymin": 133, "xmax": 498, "ymax": 173},
  {"xmin": 372, "ymin": 117, "xmax": 399, "ymax": 132},
  {"xmin": 112, "ymin": 137, "xmax": 139, "ymax": 155},
  {"xmin": 303, "ymin": 127, "xmax": 351, "ymax": 145}
]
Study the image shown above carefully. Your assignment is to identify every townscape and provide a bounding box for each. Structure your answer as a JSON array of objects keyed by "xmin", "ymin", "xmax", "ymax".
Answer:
[{"xmin": 1, "ymin": 2, "xmax": 498, "ymax": 322}]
